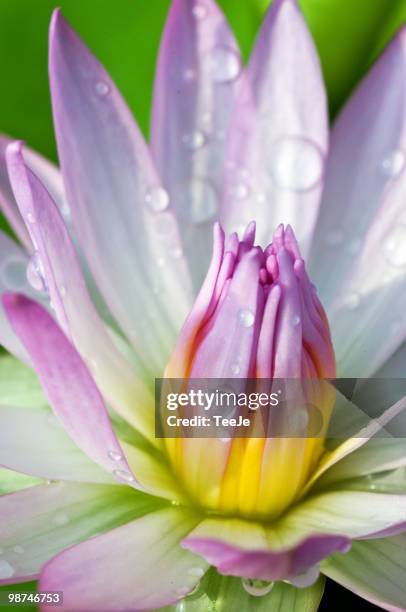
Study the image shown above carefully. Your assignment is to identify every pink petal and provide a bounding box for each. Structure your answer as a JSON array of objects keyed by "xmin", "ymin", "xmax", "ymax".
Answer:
[
  {"xmin": 6, "ymin": 141, "xmax": 154, "ymax": 439},
  {"xmin": 151, "ymin": 0, "xmax": 243, "ymax": 287},
  {"xmin": 49, "ymin": 9, "xmax": 193, "ymax": 374},
  {"xmin": 39, "ymin": 507, "xmax": 206, "ymax": 611},
  {"xmin": 220, "ymin": 0, "xmax": 327, "ymax": 256},
  {"xmin": 2, "ymin": 293, "xmax": 141, "ymax": 489},
  {"xmin": 183, "ymin": 531, "xmax": 349, "ymax": 582},
  {"xmin": 0, "ymin": 481, "xmax": 152, "ymax": 584}
]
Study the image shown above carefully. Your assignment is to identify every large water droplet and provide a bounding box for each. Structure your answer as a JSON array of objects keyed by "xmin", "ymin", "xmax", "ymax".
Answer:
[
  {"xmin": 289, "ymin": 564, "xmax": 320, "ymax": 588},
  {"xmin": 238, "ymin": 309, "xmax": 255, "ymax": 328},
  {"xmin": 94, "ymin": 81, "xmax": 110, "ymax": 97},
  {"xmin": 113, "ymin": 469, "xmax": 135, "ymax": 483},
  {"xmin": 180, "ymin": 178, "xmax": 218, "ymax": 224},
  {"xmin": 382, "ymin": 225, "xmax": 406, "ymax": 267},
  {"xmin": 270, "ymin": 137, "xmax": 324, "ymax": 191},
  {"xmin": 145, "ymin": 186, "xmax": 170, "ymax": 213},
  {"xmin": 26, "ymin": 252, "xmax": 47, "ymax": 292},
  {"xmin": 241, "ymin": 578, "xmax": 274, "ymax": 597},
  {"xmin": 191, "ymin": 1, "xmax": 208, "ymax": 19},
  {"xmin": 380, "ymin": 149, "xmax": 405, "ymax": 178},
  {"xmin": 108, "ymin": 450, "xmax": 123, "ymax": 462},
  {"xmin": 342, "ymin": 292, "xmax": 360, "ymax": 310},
  {"xmin": 0, "ymin": 560, "xmax": 14, "ymax": 580},
  {"xmin": 188, "ymin": 567, "xmax": 205, "ymax": 578},
  {"xmin": 182, "ymin": 130, "xmax": 206, "ymax": 151},
  {"xmin": 204, "ymin": 46, "xmax": 241, "ymax": 83},
  {"xmin": 1, "ymin": 256, "xmax": 27, "ymax": 291}
]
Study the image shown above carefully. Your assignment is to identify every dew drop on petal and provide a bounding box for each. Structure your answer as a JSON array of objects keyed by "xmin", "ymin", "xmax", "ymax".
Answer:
[
  {"xmin": 382, "ymin": 225, "xmax": 406, "ymax": 267},
  {"xmin": 113, "ymin": 469, "xmax": 135, "ymax": 483},
  {"xmin": 188, "ymin": 567, "xmax": 205, "ymax": 578},
  {"xmin": 52, "ymin": 513, "xmax": 69, "ymax": 527},
  {"xmin": 13, "ymin": 546, "xmax": 24, "ymax": 555},
  {"xmin": 94, "ymin": 81, "xmax": 110, "ymax": 97},
  {"xmin": 231, "ymin": 182, "xmax": 250, "ymax": 201},
  {"xmin": 241, "ymin": 578, "xmax": 274, "ymax": 597},
  {"xmin": 26, "ymin": 251, "xmax": 47, "ymax": 293},
  {"xmin": 270, "ymin": 137, "xmax": 324, "ymax": 192},
  {"xmin": 191, "ymin": 1, "xmax": 208, "ymax": 19},
  {"xmin": 289, "ymin": 565, "xmax": 320, "ymax": 588},
  {"xmin": 380, "ymin": 149, "xmax": 405, "ymax": 178},
  {"xmin": 59, "ymin": 285, "xmax": 67, "ymax": 298},
  {"xmin": 171, "ymin": 246, "xmax": 184, "ymax": 259},
  {"xmin": 0, "ymin": 560, "xmax": 14, "ymax": 580},
  {"xmin": 342, "ymin": 292, "xmax": 360, "ymax": 310},
  {"xmin": 107, "ymin": 450, "xmax": 123, "ymax": 462},
  {"xmin": 1, "ymin": 256, "xmax": 28, "ymax": 291},
  {"xmin": 145, "ymin": 186, "xmax": 170, "ymax": 213},
  {"xmin": 204, "ymin": 46, "xmax": 242, "ymax": 83},
  {"xmin": 292, "ymin": 314, "xmax": 301, "ymax": 327},
  {"xmin": 182, "ymin": 131, "xmax": 206, "ymax": 151},
  {"xmin": 154, "ymin": 212, "xmax": 178, "ymax": 237},
  {"xmin": 231, "ymin": 362, "xmax": 241, "ymax": 375},
  {"xmin": 26, "ymin": 212, "xmax": 35, "ymax": 224},
  {"xmin": 238, "ymin": 309, "xmax": 255, "ymax": 328}
]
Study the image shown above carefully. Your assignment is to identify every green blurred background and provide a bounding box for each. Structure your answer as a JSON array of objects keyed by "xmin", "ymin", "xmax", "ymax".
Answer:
[{"xmin": 0, "ymin": 0, "xmax": 406, "ymax": 609}]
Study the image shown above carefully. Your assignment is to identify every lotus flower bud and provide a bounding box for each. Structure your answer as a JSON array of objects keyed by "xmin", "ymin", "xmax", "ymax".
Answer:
[{"xmin": 164, "ymin": 223, "xmax": 335, "ymax": 519}]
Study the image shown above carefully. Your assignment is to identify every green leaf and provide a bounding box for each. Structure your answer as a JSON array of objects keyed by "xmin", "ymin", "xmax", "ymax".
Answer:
[
  {"xmin": 0, "ymin": 582, "xmax": 39, "ymax": 612},
  {"xmin": 0, "ymin": 356, "xmax": 46, "ymax": 407},
  {"xmin": 322, "ymin": 534, "xmax": 406, "ymax": 610}
]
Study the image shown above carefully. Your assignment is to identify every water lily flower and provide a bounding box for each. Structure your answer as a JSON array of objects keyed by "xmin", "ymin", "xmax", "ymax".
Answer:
[{"xmin": 0, "ymin": 0, "xmax": 406, "ymax": 610}]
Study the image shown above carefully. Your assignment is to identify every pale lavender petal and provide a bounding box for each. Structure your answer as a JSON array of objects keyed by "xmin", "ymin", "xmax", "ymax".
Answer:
[
  {"xmin": 6, "ymin": 142, "xmax": 154, "ymax": 438},
  {"xmin": 151, "ymin": 0, "xmax": 243, "ymax": 288},
  {"xmin": 40, "ymin": 508, "xmax": 206, "ymax": 611},
  {"xmin": 2, "ymin": 294, "xmax": 141, "ymax": 489},
  {"xmin": 309, "ymin": 28, "xmax": 406, "ymax": 375},
  {"xmin": 221, "ymin": 0, "xmax": 327, "ymax": 256},
  {"xmin": 49, "ymin": 10, "xmax": 193, "ymax": 374},
  {"xmin": 183, "ymin": 531, "xmax": 349, "ymax": 582},
  {"xmin": 0, "ymin": 404, "xmax": 116, "ymax": 484},
  {"xmin": 322, "ymin": 534, "xmax": 406, "ymax": 612},
  {"xmin": 0, "ymin": 481, "xmax": 155, "ymax": 584}
]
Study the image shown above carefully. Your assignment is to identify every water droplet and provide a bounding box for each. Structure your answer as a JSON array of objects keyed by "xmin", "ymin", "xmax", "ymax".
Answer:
[
  {"xmin": 1, "ymin": 256, "xmax": 28, "ymax": 290},
  {"xmin": 154, "ymin": 212, "xmax": 178, "ymax": 238},
  {"xmin": 180, "ymin": 178, "xmax": 218, "ymax": 224},
  {"xmin": 60, "ymin": 201, "xmax": 71, "ymax": 222},
  {"xmin": 13, "ymin": 546, "xmax": 24, "ymax": 554},
  {"xmin": 238, "ymin": 309, "xmax": 255, "ymax": 328},
  {"xmin": 182, "ymin": 130, "xmax": 206, "ymax": 151},
  {"xmin": 325, "ymin": 229, "xmax": 344, "ymax": 246},
  {"xmin": 188, "ymin": 567, "xmax": 205, "ymax": 578},
  {"xmin": 256, "ymin": 192, "xmax": 266, "ymax": 204},
  {"xmin": 145, "ymin": 186, "xmax": 170, "ymax": 213},
  {"xmin": 342, "ymin": 293, "xmax": 360, "ymax": 310},
  {"xmin": 59, "ymin": 285, "xmax": 66, "ymax": 297},
  {"xmin": 204, "ymin": 46, "xmax": 241, "ymax": 83},
  {"xmin": 270, "ymin": 137, "xmax": 324, "ymax": 191},
  {"xmin": 380, "ymin": 149, "xmax": 405, "ymax": 178},
  {"xmin": 52, "ymin": 513, "xmax": 69, "ymax": 527},
  {"xmin": 231, "ymin": 182, "xmax": 250, "ymax": 200},
  {"xmin": 113, "ymin": 469, "xmax": 135, "ymax": 483},
  {"xmin": 191, "ymin": 1, "xmax": 208, "ymax": 19},
  {"xmin": 171, "ymin": 246, "xmax": 184, "ymax": 259},
  {"xmin": 171, "ymin": 500, "xmax": 180, "ymax": 506},
  {"xmin": 0, "ymin": 560, "xmax": 14, "ymax": 580},
  {"xmin": 26, "ymin": 212, "xmax": 35, "ymax": 224},
  {"xmin": 231, "ymin": 362, "xmax": 241, "ymax": 375},
  {"xmin": 289, "ymin": 565, "xmax": 320, "ymax": 588},
  {"xmin": 108, "ymin": 450, "xmax": 123, "ymax": 462},
  {"xmin": 382, "ymin": 225, "xmax": 406, "ymax": 267},
  {"xmin": 292, "ymin": 314, "xmax": 301, "ymax": 326},
  {"xmin": 94, "ymin": 81, "xmax": 110, "ymax": 97},
  {"xmin": 241, "ymin": 578, "xmax": 274, "ymax": 597},
  {"xmin": 26, "ymin": 252, "xmax": 47, "ymax": 293},
  {"xmin": 157, "ymin": 257, "xmax": 166, "ymax": 268}
]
